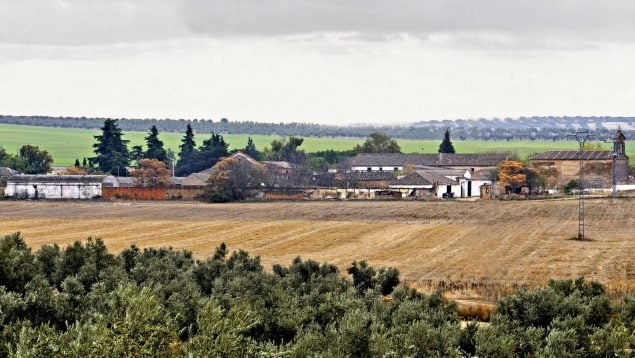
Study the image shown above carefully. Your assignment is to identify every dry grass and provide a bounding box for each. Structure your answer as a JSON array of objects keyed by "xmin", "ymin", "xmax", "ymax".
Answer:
[{"xmin": 1, "ymin": 199, "xmax": 634, "ymax": 308}]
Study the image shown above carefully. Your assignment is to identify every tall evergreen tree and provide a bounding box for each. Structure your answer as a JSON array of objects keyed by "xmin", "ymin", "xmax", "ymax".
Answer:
[
  {"xmin": 144, "ymin": 125, "xmax": 167, "ymax": 162},
  {"xmin": 92, "ymin": 119, "xmax": 130, "ymax": 175},
  {"xmin": 82, "ymin": 158, "xmax": 87, "ymax": 167},
  {"xmin": 74, "ymin": 159, "xmax": 81, "ymax": 168},
  {"xmin": 438, "ymin": 129, "xmax": 456, "ymax": 154},
  {"xmin": 244, "ymin": 137, "xmax": 259, "ymax": 159},
  {"xmin": 130, "ymin": 145, "xmax": 145, "ymax": 166},
  {"xmin": 175, "ymin": 124, "xmax": 198, "ymax": 176},
  {"xmin": 187, "ymin": 133, "xmax": 228, "ymax": 174}
]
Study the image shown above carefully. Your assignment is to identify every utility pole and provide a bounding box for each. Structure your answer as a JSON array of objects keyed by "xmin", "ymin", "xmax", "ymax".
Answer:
[{"xmin": 567, "ymin": 131, "xmax": 592, "ymax": 240}]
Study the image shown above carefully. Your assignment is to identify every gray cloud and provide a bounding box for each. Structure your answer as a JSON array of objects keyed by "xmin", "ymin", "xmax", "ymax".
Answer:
[{"xmin": 1, "ymin": 0, "xmax": 635, "ymax": 46}]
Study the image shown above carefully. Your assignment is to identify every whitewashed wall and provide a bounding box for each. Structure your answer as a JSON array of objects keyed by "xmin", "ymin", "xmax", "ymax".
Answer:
[
  {"xmin": 351, "ymin": 166, "xmax": 402, "ymax": 172},
  {"xmin": 4, "ymin": 182, "xmax": 102, "ymax": 199}
]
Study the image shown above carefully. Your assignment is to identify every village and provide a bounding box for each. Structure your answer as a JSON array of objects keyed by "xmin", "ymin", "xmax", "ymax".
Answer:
[{"xmin": 1, "ymin": 124, "xmax": 632, "ymax": 202}]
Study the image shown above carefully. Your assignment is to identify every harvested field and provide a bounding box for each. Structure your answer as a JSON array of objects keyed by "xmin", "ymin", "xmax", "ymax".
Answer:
[{"xmin": 1, "ymin": 199, "xmax": 634, "ymax": 303}]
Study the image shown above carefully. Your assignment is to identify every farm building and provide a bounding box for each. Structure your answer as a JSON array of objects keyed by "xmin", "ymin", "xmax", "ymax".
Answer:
[
  {"xmin": 530, "ymin": 129, "xmax": 630, "ymax": 189},
  {"xmin": 389, "ymin": 167, "xmax": 495, "ymax": 198},
  {"xmin": 4, "ymin": 175, "xmax": 105, "ymax": 199},
  {"xmin": 345, "ymin": 153, "xmax": 510, "ymax": 173}
]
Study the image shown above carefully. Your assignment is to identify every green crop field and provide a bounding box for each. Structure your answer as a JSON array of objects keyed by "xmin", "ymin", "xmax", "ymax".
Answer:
[{"xmin": 1, "ymin": 123, "xmax": 630, "ymax": 166}]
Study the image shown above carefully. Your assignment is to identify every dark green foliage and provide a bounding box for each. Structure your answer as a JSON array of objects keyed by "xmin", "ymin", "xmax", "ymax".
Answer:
[
  {"xmin": 144, "ymin": 125, "xmax": 167, "ymax": 162},
  {"xmin": 91, "ymin": 119, "xmax": 130, "ymax": 175},
  {"xmin": 175, "ymin": 123, "xmax": 197, "ymax": 176},
  {"xmin": 265, "ymin": 136, "xmax": 307, "ymax": 164},
  {"xmin": 355, "ymin": 132, "xmax": 401, "ymax": 153},
  {"xmin": 244, "ymin": 136, "xmax": 260, "ymax": 159},
  {"xmin": 130, "ymin": 145, "xmax": 144, "ymax": 166},
  {"xmin": 74, "ymin": 158, "xmax": 80, "ymax": 168},
  {"xmin": 1, "ymin": 232, "xmax": 633, "ymax": 356},
  {"xmin": 347, "ymin": 260, "xmax": 400, "ymax": 295},
  {"xmin": 179, "ymin": 132, "xmax": 228, "ymax": 175},
  {"xmin": 439, "ymin": 128, "xmax": 456, "ymax": 153},
  {"xmin": 0, "ymin": 233, "xmax": 38, "ymax": 293},
  {"xmin": 2, "ymin": 114, "xmax": 634, "ymax": 141},
  {"xmin": 19, "ymin": 145, "xmax": 53, "ymax": 174},
  {"xmin": 565, "ymin": 179, "xmax": 579, "ymax": 194}
]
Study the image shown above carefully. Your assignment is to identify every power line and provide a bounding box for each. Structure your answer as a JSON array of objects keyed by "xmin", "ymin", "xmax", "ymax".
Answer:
[{"xmin": 567, "ymin": 131, "xmax": 593, "ymax": 241}]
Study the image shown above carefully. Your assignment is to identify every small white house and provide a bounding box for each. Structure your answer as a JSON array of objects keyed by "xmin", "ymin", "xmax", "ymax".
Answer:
[{"xmin": 4, "ymin": 175, "xmax": 105, "ymax": 199}]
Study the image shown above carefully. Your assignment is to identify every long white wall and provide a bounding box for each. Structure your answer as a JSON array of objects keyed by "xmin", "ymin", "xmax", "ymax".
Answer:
[{"xmin": 4, "ymin": 182, "xmax": 102, "ymax": 199}]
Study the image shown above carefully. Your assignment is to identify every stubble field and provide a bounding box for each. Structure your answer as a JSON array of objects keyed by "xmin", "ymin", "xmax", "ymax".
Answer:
[{"xmin": 1, "ymin": 199, "xmax": 633, "ymax": 304}]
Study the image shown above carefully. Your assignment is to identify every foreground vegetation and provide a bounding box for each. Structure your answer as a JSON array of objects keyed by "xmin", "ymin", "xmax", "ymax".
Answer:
[
  {"xmin": 1, "ymin": 233, "xmax": 633, "ymax": 356},
  {"xmin": 2, "ymin": 123, "xmax": 629, "ymax": 167}
]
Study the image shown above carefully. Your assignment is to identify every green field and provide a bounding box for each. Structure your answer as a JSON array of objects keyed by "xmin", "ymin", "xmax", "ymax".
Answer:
[{"xmin": 1, "ymin": 123, "xmax": 630, "ymax": 166}]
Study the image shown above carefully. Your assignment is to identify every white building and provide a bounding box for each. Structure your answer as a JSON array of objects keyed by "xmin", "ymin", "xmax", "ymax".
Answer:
[
  {"xmin": 389, "ymin": 168, "xmax": 495, "ymax": 198},
  {"xmin": 4, "ymin": 175, "xmax": 105, "ymax": 199}
]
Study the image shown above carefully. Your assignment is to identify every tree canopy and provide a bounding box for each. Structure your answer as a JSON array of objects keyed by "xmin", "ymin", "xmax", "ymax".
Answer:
[
  {"xmin": 354, "ymin": 132, "xmax": 401, "ymax": 153},
  {"xmin": 0, "ymin": 232, "xmax": 632, "ymax": 356},
  {"xmin": 91, "ymin": 119, "xmax": 130, "ymax": 175},
  {"xmin": 143, "ymin": 125, "xmax": 167, "ymax": 163},
  {"xmin": 131, "ymin": 159, "xmax": 172, "ymax": 187}
]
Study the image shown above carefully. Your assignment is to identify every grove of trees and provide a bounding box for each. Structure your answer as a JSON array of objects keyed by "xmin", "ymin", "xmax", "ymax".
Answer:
[
  {"xmin": 2, "ymin": 115, "xmax": 633, "ymax": 141},
  {"xmin": 0, "ymin": 233, "xmax": 633, "ymax": 356},
  {"xmin": 0, "ymin": 145, "xmax": 53, "ymax": 174}
]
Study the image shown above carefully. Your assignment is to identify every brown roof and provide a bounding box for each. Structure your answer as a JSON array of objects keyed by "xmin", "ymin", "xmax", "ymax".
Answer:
[
  {"xmin": 349, "ymin": 153, "xmax": 510, "ymax": 167},
  {"xmin": 531, "ymin": 150, "xmax": 627, "ymax": 161}
]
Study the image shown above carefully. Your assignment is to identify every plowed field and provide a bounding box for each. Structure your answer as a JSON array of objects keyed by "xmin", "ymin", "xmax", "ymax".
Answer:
[{"xmin": 1, "ymin": 199, "xmax": 633, "ymax": 300}]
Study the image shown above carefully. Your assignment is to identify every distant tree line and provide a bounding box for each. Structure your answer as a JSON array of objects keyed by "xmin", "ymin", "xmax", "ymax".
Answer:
[
  {"xmin": 1, "ymin": 115, "xmax": 633, "ymax": 141},
  {"xmin": 0, "ymin": 233, "xmax": 633, "ymax": 356}
]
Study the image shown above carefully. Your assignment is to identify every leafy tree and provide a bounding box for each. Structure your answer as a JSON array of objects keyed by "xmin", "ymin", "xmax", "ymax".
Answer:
[
  {"xmin": 0, "ymin": 147, "xmax": 27, "ymax": 172},
  {"xmin": 92, "ymin": 119, "xmax": 130, "ymax": 175},
  {"xmin": 354, "ymin": 132, "xmax": 401, "ymax": 153},
  {"xmin": 201, "ymin": 157, "xmax": 266, "ymax": 202},
  {"xmin": 265, "ymin": 136, "xmax": 306, "ymax": 164},
  {"xmin": 131, "ymin": 159, "xmax": 171, "ymax": 187},
  {"xmin": 18, "ymin": 145, "xmax": 53, "ymax": 174},
  {"xmin": 438, "ymin": 129, "xmax": 456, "ymax": 153},
  {"xmin": 0, "ymin": 233, "xmax": 39, "ymax": 293},
  {"xmin": 497, "ymin": 160, "xmax": 527, "ymax": 193},
  {"xmin": 244, "ymin": 137, "xmax": 259, "ymax": 160},
  {"xmin": 144, "ymin": 125, "xmax": 167, "ymax": 162}
]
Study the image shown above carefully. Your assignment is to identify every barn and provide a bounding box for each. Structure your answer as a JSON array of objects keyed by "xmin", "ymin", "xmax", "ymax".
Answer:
[
  {"xmin": 4, "ymin": 175, "xmax": 105, "ymax": 199},
  {"xmin": 530, "ymin": 129, "xmax": 630, "ymax": 189}
]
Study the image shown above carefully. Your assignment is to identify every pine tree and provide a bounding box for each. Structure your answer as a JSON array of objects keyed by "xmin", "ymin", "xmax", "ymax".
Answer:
[
  {"xmin": 82, "ymin": 158, "xmax": 87, "ymax": 167},
  {"xmin": 92, "ymin": 119, "xmax": 130, "ymax": 175},
  {"xmin": 438, "ymin": 129, "xmax": 456, "ymax": 154},
  {"xmin": 187, "ymin": 133, "xmax": 228, "ymax": 174},
  {"xmin": 244, "ymin": 137, "xmax": 259, "ymax": 159},
  {"xmin": 74, "ymin": 159, "xmax": 81, "ymax": 168},
  {"xmin": 175, "ymin": 124, "xmax": 198, "ymax": 176},
  {"xmin": 144, "ymin": 125, "xmax": 167, "ymax": 162}
]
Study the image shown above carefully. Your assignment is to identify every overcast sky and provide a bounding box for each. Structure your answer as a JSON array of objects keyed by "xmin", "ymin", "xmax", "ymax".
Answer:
[{"xmin": 1, "ymin": 0, "xmax": 635, "ymax": 124}]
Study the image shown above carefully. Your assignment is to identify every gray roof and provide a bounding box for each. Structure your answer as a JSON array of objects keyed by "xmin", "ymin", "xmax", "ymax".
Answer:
[
  {"xmin": 531, "ymin": 150, "xmax": 628, "ymax": 161},
  {"xmin": 0, "ymin": 167, "xmax": 18, "ymax": 177},
  {"xmin": 345, "ymin": 171, "xmax": 396, "ymax": 181},
  {"xmin": 349, "ymin": 153, "xmax": 510, "ymax": 167},
  {"xmin": 7, "ymin": 175, "xmax": 105, "ymax": 184},
  {"xmin": 391, "ymin": 170, "xmax": 458, "ymax": 186}
]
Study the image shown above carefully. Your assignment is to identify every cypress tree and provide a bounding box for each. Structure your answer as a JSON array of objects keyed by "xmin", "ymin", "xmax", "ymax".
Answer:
[
  {"xmin": 176, "ymin": 124, "xmax": 197, "ymax": 176},
  {"xmin": 82, "ymin": 158, "xmax": 87, "ymax": 167},
  {"xmin": 92, "ymin": 119, "xmax": 130, "ymax": 175},
  {"xmin": 438, "ymin": 129, "xmax": 456, "ymax": 154},
  {"xmin": 244, "ymin": 137, "xmax": 259, "ymax": 159},
  {"xmin": 74, "ymin": 159, "xmax": 81, "ymax": 168},
  {"xmin": 144, "ymin": 125, "xmax": 167, "ymax": 162}
]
